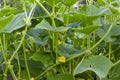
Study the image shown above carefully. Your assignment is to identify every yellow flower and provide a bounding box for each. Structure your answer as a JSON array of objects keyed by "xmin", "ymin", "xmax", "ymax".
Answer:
[
  {"xmin": 58, "ymin": 56, "xmax": 66, "ymax": 63},
  {"xmin": 31, "ymin": 77, "xmax": 35, "ymax": 80},
  {"xmin": 58, "ymin": 40, "xmax": 62, "ymax": 45}
]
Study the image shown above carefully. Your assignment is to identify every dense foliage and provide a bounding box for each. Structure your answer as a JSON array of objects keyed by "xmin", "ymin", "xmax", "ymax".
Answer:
[{"xmin": 0, "ymin": 0, "xmax": 120, "ymax": 80}]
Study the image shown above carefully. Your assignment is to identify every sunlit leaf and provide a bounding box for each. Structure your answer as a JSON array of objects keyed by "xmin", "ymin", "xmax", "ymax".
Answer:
[
  {"xmin": 0, "ymin": 6, "xmax": 16, "ymax": 17},
  {"xmin": 2, "ymin": 12, "xmax": 26, "ymax": 33},
  {"xmin": 0, "ymin": 15, "xmax": 14, "ymax": 32}
]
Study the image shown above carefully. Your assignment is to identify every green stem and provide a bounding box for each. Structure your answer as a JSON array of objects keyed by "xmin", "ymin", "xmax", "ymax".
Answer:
[
  {"xmin": 105, "ymin": 46, "xmax": 120, "ymax": 57},
  {"xmin": 69, "ymin": 61, "xmax": 72, "ymax": 74},
  {"xmin": 109, "ymin": 43, "xmax": 112, "ymax": 59},
  {"xmin": 3, "ymin": 0, "xmax": 6, "ymax": 7},
  {"xmin": 9, "ymin": 66, "xmax": 17, "ymax": 80},
  {"xmin": 16, "ymin": 53, "xmax": 21, "ymax": 79},
  {"xmin": 35, "ymin": 64, "xmax": 58, "ymax": 79},
  {"xmin": 93, "ymin": 32, "xmax": 96, "ymax": 45},
  {"xmin": 23, "ymin": 45, "xmax": 31, "ymax": 80},
  {"xmin": 87, "ymin": 35, "xmax": 91, "ymax": 49},
  {"xmin": 0, "ymin": 35, "xmax": 8, "ymax": 80},
  {"xmin": 35, "ymin": 21, "xmax": 114, "ymax": 79},
  {"xmin": 66, "ymin": 7, "xmax": 70, "ymax": 26},
  {"xmin": 0, "ymin": 35, "xmax": 7, "ymax": 65},
  {"xmin": 60, "ymin": 64, "xmax": 65, "ymax": 73},
  {"xmin": 112, "ymin": 59, "xmax": 120, "ymax": 67},
  {"xmin": 67, "ymin": 22, "xmax": 114, "ymax": 61},
  {"xmin": 9, "ymin": 26, "xmax": 27, "ymax": 62}
]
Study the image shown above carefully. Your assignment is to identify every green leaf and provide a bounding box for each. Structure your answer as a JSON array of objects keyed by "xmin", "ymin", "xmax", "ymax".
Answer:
[
  {"xmin": 64, "ymin": 6, "xmax": 111, "ymax": 25},
  {"xmin": 27, "ymin": 59, "xmax": 44, "ymax": 77},
  {"xmin": 111, "ymin": 25, "xmax": 120, "ymax": 36},
  {"xmin": 96, "ymin": 0, "xmax": 106, "ymax": 6},
  {"xmin": 20, "ymin": 58, "xmax": 44, "ymax": 78},
  {"xmin": 35, "ymin": 19, "xmax": 53, "ymax": 30},
  {"xmin": 64, "ymin": 0, "xmax": 78, "ymax": 6},
  {"xmin": 75, "ymin": 25, "xmax": 101, "ymax": 34},
  {"xmin": 47, "ymin": 74, "xmax": 75, "ymax": 80},
  {"xmin": 2, "ymin": 12, "xmax": 26, "ymax": 33},
  {"xmin": 109, "ymin": 6, "xmax": 120, "ymax": 14},
  {"xmin": 35, "ymin": 19, "xmax": 70, "ymax": 32},
  {"xmin": 0, "ymin": 6, "xmax": 16, "ymax": 17},
  {"xmin": 101, "ymin": 62, "xmax": 120, "ymax": 80},
  {"xmin": 74, "ymin": 55, "xmax": 113, "ymax": 79},
  {"xmin": 31, "ymin": 51, "xmax": 54, "ymax": 67},
  {"xmin": 0, "ymin": 15, "xmax": 14, "ymax": 32},
  {"xmin": 79, "ymin": 5, "xmax": 112, "ymax": 16},
  {"xmin": 59, "ymin": 45, "xmax": 85, "ymax": 57},
  {"xmin": 54, "ymin": 27, "xmax": 70, "ymax": 32},
  {"xmin": 46, "ymin": 0, "xmax": 61, "ymax": 6}
]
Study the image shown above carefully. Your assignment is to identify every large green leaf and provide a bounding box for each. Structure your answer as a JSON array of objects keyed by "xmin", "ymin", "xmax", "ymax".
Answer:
[
  {"xmin": 31, "ymin": 51, "xmax": 54, "ymax": 67},
  {"xmin": 64, "ymin": 5, "xmax": 112, "ymax": 25},
  {"xmin": 2, "ymin": 12, "xmax": 26, "ymax": 33},
  {"xmin": 79, "ymin": 5, "xmax": 112, "ymax": 16},
  {"xmin": 35, "ymin": 19, "xmax": 70, "ymax": 32},
  {"xmin": 0, "ymin": 15, "xmax": 14, "ymax": 32},
  {"xmin": 101, "ymin": 62, "xmax": 120, "ymax": 80},
  {"xmin": 74, "ymin": 55, "xmax": 113, "ymax": 79},
  {"xmin": 47, "ymin": 74, "xmax": 75, "ymax": 80}
]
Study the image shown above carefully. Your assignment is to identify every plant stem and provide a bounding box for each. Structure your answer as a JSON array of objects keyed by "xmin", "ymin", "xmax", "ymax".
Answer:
[
  {"xmin": 112, "ymin": 59, "xmax": 120, "ymax": 67},
  {"xmin": 16, "ymin": 53, "xmax": 21, "ymax": 79},
  {"xmin": 87, "ymin": 35, "xmax": 91, "ymax": 49},
  {"xmin": 35, "ymin": 63, "xmax": 58, "ymax": 79},
  {"xmin": 23, "ymin": 45, "xmax": 31, "ymax": 80},
  {"xmin": 0, "ymin": 35, "xmax": 7, "ymax": 66},
  {"xmin": 3, "ymin": 0, "xmax": 6, "ymax": 7},
  {"xmin": 9, "ymin": 26, "xmax": 27, "ymax": 62},
  {"xmin": 9, "ymin": 2, "xmax": 36, "ymax": 62},
  {"xmin": 0, "ymin": 35, "xmax": 8, "ymax": 80},
  {"xmin": 9, "ymin": 66, "xmax": 17, "ymax": 80},
  {"xmin": 109, "ymin": 43, "xmax": 112, "ymax": 59}
]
